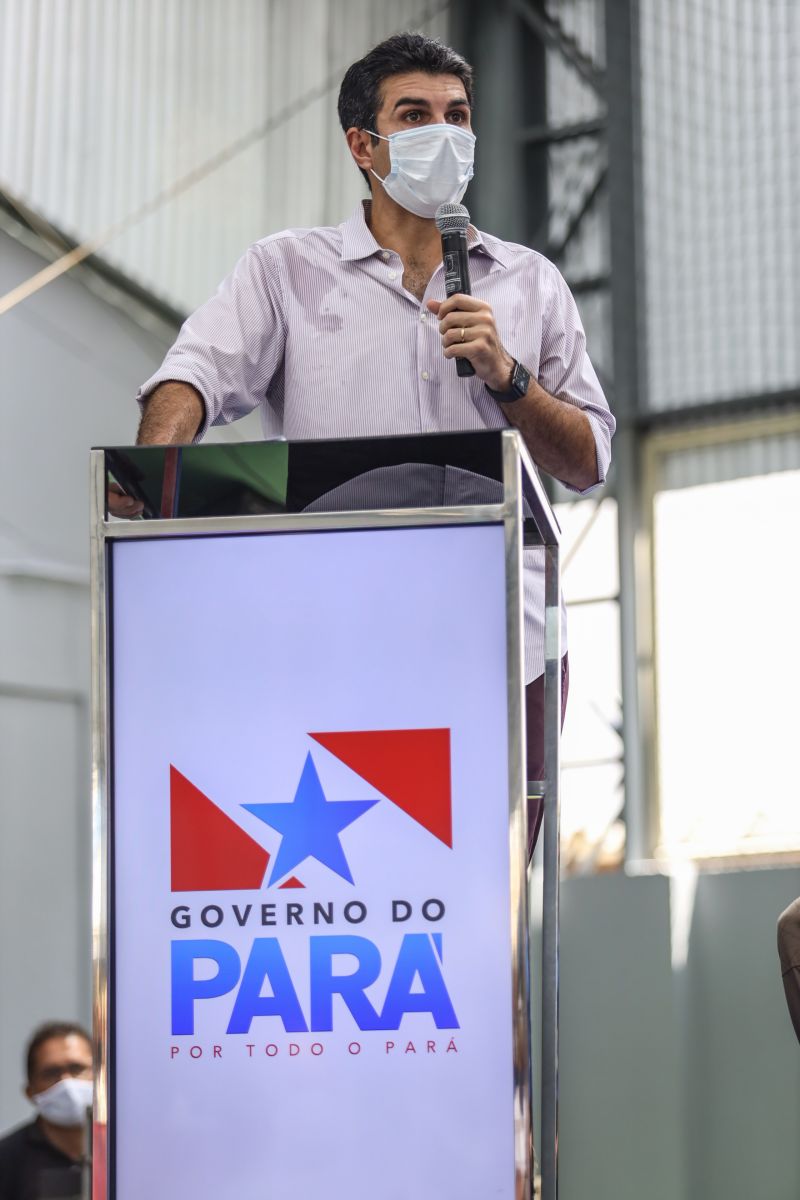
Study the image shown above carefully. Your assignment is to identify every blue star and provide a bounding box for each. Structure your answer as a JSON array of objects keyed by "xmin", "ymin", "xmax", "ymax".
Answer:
[{"xmin": 243, "ymin": 753, "xmax": 377, "ymax": 885}]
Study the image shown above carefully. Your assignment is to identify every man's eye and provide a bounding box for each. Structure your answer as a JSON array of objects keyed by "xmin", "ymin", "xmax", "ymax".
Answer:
[
  {"xmin": 449, "ymin": 111, "xmax": 467, "ymax": 123},
  {"xmin": 404, "ymin": 111, "xmax": 422, "ymax": 122}
]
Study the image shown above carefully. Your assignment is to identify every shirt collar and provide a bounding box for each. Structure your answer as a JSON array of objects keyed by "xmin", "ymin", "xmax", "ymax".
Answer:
[
  {"xmin": 471, "ymin": 227, "xmax": 514, "ymax": 269},
  {"xmin": 339, "ymin": 201, "xmax": 385, "ymax": 262},
  {"xmin": 340, "ymin": 200, "xmax": 512, "ymax": 269},
  {"xmin": 468, "ymin": 226, "xmax": 513, "ymax": 269}
]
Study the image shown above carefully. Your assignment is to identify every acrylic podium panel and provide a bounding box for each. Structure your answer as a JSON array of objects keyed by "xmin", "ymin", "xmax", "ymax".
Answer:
[{"xmin": 90, "ymin": 431, "xmax": 562, "ymax": 1200}]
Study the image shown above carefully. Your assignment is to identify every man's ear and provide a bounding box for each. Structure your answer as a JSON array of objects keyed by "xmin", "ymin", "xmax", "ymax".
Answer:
[
  {"xmin": 345, "ymin": 127, "xmax": 376, "ymax": 174},
  {"xmin": 24, "ymin": 1083, "xmax": 33, "ymax": 1102}
]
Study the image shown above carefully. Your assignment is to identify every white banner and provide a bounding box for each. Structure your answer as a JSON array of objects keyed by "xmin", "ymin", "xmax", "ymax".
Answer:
[{"xmin": 111, "ymin": 523, "xmax": 515, "ymax": 1200}]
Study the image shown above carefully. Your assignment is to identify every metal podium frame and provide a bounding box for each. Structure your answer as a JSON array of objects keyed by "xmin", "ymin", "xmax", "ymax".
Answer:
[{"xmin": 89, "ymin": 429, "xmax": 561, "ymax": 1200}]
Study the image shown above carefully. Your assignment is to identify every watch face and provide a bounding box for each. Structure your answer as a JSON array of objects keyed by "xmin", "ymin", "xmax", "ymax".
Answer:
[{"xmin": 512, "ymin": 361, "xmax": 531, "ymax": 397}]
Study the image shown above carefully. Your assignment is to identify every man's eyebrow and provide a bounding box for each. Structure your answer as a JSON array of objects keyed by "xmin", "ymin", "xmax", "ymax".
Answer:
[
  {"xmin": 392, "ymin": 96, "xmax": 432, "ymax": 111},
  {"xmin": 391, "ymin": 96, "xmax": 470, "ymax": 112}
]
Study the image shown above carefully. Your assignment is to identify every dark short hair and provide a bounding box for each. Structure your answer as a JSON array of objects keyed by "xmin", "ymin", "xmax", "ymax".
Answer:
[
  {"xmin": 26, "ymin": 1021, "xmax": 92, "ymax": 1082},
  {"xmin": 338, "ymin": 32, "xmax": 474, "ymax": 187}
]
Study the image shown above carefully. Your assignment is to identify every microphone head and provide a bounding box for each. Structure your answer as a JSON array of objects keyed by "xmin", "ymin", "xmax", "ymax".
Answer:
[{"xmin": 435, "ymin": 202, "xmax": 470, "ymax": 233}]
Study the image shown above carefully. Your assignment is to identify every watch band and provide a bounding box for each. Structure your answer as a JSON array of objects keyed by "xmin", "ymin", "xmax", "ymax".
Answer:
[{"xmin": 485, "ymin": 359, "xmax": 531, "ymax": 403}]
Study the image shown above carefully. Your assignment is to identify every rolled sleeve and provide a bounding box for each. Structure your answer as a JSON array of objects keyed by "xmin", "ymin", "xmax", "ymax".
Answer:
[
  {"xmin": 538, "ymin": 266, "xmax": 615, "ymax": 493},
  {"xmin": 136, "ymin": 243, "xmax": 287, "ymax": 441}
]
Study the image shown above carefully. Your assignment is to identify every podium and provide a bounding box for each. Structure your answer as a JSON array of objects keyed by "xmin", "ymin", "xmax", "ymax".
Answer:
[{"xmin": 89, "ymin": 431, "xmax": 562, "ymax": 1200}]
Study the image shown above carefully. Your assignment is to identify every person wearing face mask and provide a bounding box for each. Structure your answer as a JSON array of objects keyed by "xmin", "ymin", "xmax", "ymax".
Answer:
[
  {"xmin": 0, "ymin": 1023, "xmax": 93, "ymax": 1200},
  {"xmin": 127, "ymin": 32, "xmax": 615, "ymax": 852}
]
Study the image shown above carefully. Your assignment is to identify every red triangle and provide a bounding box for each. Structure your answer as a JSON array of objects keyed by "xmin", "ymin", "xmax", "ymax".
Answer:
[
  {"xmin": 309, "ymin": 730, "xmax": 452, "ymax": 847},
  {"xmin": 278, "ymin": 876, "xmax": 305, "ymax": 889},
  {"xmin": 170, "ymin": 766, "xmax": 270, "ymax": 891}
]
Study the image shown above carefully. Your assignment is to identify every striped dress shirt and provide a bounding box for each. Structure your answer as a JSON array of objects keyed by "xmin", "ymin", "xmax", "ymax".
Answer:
[{"xmin": 138, "ymin": 201, "xmax": 615, "ymax": 680}]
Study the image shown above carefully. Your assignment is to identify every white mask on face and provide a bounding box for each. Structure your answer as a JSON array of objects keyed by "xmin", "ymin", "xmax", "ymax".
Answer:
[
  {"xmin": 366, "ymin": 123, "xmax": 476, "ymax": 219},
  {"xmin": 31, "ymin": 1077, "xmax": 93, "ymax": 1128}
]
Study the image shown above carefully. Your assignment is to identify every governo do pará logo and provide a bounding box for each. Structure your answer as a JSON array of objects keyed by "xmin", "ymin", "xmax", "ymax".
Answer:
[{"xmin": 168, "ymin": 729, "xmax": 461, "ymax": 1041}]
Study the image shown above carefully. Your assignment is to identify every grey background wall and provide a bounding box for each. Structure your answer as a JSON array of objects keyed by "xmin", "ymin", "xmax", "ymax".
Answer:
[
  {"xmin": 0, "ymin": 226, "xmax": 172, "ymax": 1124},
  {"xmin": 531, "ymin": 866, "xmax": 800, "ymax": 1200}
]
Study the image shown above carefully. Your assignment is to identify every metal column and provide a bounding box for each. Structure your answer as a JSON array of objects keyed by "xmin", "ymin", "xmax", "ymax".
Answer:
[{"xmin": 605, "ymin": 0, "xmax": 653, "ymax": 861}]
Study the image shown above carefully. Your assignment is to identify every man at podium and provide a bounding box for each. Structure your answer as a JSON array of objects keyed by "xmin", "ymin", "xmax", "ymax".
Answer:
[{"xmin": 124, "ymin": 32, "xmax": 615, "ymax": 850}]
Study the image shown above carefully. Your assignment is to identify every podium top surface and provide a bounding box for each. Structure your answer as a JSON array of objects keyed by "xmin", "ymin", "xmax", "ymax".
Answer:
[{"xmin": 96, "ymin": 430, "xmax": 558, "ymax": 544}]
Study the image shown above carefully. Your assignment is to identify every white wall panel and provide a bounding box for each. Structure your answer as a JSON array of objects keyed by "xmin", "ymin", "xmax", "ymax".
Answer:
[
  {"xmin": 0, "ymin": 693, "xmax": 88, "ymax": 1131},
  {"xmin": 530, "ymin": 867, "xmax": 800, "ymax": 1200}
]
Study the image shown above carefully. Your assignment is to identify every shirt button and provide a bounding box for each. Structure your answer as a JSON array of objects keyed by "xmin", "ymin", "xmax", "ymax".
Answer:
[
  {"xmin": 419, "ymin": 312, "xmax": 427, "ymax": 322},
  {"xmin": 422, "ymin": 371, "xmax": 429, "ymax": 381},
  {"xmin": 381, "ymin": 250, "xmax": 390, "ymax": 260},
  {"xmin": 388, "ymin": 271, "xmax": 398, "ymax": 280}
]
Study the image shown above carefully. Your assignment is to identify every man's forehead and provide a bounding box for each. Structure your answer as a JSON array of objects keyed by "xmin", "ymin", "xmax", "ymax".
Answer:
[
  {"xmin": 377, "ymin": 72, "xmax": 469, "ymax": 111},
  {"xmin": 34, "ymin": 1034, "xmax": 92, "ymax": 1066}
]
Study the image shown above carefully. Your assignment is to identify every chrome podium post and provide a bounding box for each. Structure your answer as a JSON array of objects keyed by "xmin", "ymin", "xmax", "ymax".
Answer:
[
  {"xmin": 503, "ymin": 433, "xmax": 562, "ymax": 1200},
  {"xmin": 540, "ymin": 532, "xmax": 562, "ymax": 1200},
  {"xmin": 501, "ymin": 433, "xmax": 533, "ymax": 1200},
  {"xmin": 89, "ymin": 449, "xmax": 110, "ymax": 1200}
]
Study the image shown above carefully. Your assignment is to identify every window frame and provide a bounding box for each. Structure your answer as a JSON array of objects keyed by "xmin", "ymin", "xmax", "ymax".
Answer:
[{"xmin": 639, "ymin": 409, "xmax": 800, "ymax": 866}]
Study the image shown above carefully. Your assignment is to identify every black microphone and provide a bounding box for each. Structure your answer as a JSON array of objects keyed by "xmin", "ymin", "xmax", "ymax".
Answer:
[{"xmin": 435, "ymin": 202, "xmax": 475, "ymax": 378}]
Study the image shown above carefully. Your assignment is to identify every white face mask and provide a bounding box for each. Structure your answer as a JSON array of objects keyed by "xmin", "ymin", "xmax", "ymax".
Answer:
[
  {"xmin": 31, "ymin": 1077, "xmax": 93, "ymax": 1128},
  {"xmin": 366, "ymin": 123, "xmax": 475, "ymax": 219}
]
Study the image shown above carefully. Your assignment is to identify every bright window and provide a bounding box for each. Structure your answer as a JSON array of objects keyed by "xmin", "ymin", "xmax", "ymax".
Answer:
[{"xmin": 653, "ymin": 469, "xmax": 800, "ymax": 859}]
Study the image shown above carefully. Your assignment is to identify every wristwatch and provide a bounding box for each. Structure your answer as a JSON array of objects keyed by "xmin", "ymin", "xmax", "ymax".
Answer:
[{"xmin": 485, "ymin": 359, "xmax": 531, "ymax": 403}]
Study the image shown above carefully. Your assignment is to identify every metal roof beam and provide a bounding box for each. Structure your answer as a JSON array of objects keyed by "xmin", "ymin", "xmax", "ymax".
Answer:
[
  {"xmin": 544, "ymin": 160, "xmax": 607, "ymax": 260},
  {"xmin": 511, "ymin": 0, "xmax": 607, "ymax": 98},
  {"xmin": 517, "ymin": 114, "xmax": 607, "ymax": 146}
]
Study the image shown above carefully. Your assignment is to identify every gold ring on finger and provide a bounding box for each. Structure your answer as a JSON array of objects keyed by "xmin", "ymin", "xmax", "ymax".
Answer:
[{"xmin": 460, "ymin": 327, "xmax": 466, "ymax": 342}]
